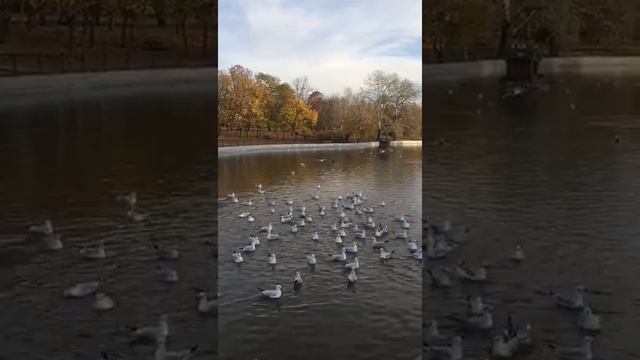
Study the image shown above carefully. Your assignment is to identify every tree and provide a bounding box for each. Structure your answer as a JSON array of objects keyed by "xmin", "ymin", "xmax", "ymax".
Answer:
[
  {"xmin": 292, "ymin": 76, "xmax": 313, "ymax": 102},
  {"xmin": 362, "ymin": 70, "xmax": 420, "ymax": 134}
]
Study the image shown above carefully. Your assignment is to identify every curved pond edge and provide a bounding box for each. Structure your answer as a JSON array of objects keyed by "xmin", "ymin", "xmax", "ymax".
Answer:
[
  {"xmin": 423, "ymin": 56, "xmax": 640, "ymax": 81},
  {"xmin": 218, "ymin": 140, "xmax": 422, "ymax": 157},
  {"xmin": 0, "ymin": 67, "xmax": 216, "ymax": 108}
]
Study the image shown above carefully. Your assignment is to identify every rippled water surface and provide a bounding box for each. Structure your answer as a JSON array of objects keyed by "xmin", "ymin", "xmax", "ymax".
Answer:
[
  {"xmin": 424, "ymin": 75, "xmax": 640, "ymax": 359},
  {"xmin": 218, "ymin": 148, "xmax": 422, "ymax": 360},
  {"xmin": 0, "ymin": 91, "xmax": 216, "ymax": 359}
]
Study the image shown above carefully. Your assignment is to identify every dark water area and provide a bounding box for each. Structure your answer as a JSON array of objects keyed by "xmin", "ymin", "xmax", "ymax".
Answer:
[
  {"xmin": 218, "ymin": 148, "xmax": 422, "ymax": 360},
  {"xmin": 424, "ymin": 74, "xmax": 640, "ymax": 358},
  {"xmin": 0, "ymin": 91, "xmax": 217, "ymax": 359}
]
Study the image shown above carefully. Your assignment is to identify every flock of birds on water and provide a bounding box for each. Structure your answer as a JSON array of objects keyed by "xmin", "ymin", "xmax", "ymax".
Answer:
[
  {"xmin": 24, "ymin": 192, "xmax": 211, "ymax": 360},
  {"xmin": 423, "ymin": 221, "xmax": 602, "ymax": 360},
  {"xmin": 224, "ymin": 160, "xmax": 422, "ymax": 301}
]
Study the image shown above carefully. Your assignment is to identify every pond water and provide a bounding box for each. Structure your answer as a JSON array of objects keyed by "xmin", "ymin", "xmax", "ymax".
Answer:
[
  {"xmin": 424, "ymin": 74, "xmax": 640, "ymax": 359},
  {"xmin": 218, "ymin": 147, "xmax": 422, "ymax": 360},
  {"xmin": 0, "ymin": 91, "xmax": 217, "ymax": 359}
]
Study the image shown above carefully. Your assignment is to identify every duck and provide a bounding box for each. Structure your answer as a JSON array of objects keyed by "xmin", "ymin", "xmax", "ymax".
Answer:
[
  {"xmin": 129, "ymin": 314, "xmax": 169, "ymax": 341},
  {"xmin": 197, "ymin": 292, "xmax": 216, "ymax": 315},
  {"xmin": 329, "ymin": 249, "xmax": 347, "ymax": 261},
  {"xmin": 154, "ymin": 245, "xmax": 179, "ymax": 260},
  {"xmin": 267, "ymin": 253, "xmax": 277, "ymax": 265},
  {"xmin": 258, "ymin": 284, "xmax": 282, "ymax": 299},
  {"xmin": 93, "ymin": 293, "xmax": 114, "ymax": 311},
  {"xmin": 578, "ymin": 307, "xmax": 601, "ymax": 331},
  {"xmin": 345, "ymin": 257, "xmax": 360, "ymax": 270},
  {"xmin": 511, "ymin": 244, "xmax": 525, "ymax": 262},
  {"xmin": 344, "ymin": 243, "xmax": 358, "ymax": 253},
  {"xmin": 347, "ymin": 268, "xmax": 358, "ymax": 283},
  {"xmin": 157, "ymin": 266, "xmax": 178, "ymax": 283},
  {"xmin": 306, "ymin": 253, "xmax": 317, "ymax": 265},
  {"xmin": 294, "ymin": 272, "xmax": 304, "ymax": 286},
  {"xmin": 551, "ymin": 336, "xmax": 593, "ymax": 360},
  {"xmin": 64, "ymin": 281, "xmax": 100, "ymax": 298},
  {"xmin": 80, "ymin": 240, "xmax": 106, "ymax": 259},
  {"xmin": 427, "ymin": 336, "xmax": 463, "ymax": 360},
  {"xmin": 311, "ymin": 232, "xmax": 319, "ymax": 241},
  {"xmin": 153, "ymin": 336, "xmax": 198, "ymax": 360},
  {"xmin": 232, "ymin": 251, "xmax": 243, "ymax": 263},
  {"xmin": 379, "ymin": 248, "xmax": 394, "ymax": 259}
]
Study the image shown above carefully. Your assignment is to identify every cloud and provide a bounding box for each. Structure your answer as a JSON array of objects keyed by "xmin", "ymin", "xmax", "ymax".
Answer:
[{"xmin": 219, "ymin": 0, "xmax": 421, "ymax": 96}]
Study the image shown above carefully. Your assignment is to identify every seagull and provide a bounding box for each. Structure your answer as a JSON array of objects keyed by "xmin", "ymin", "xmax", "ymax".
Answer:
[
  {"xmin": 294, "ymin": 272, "xmax": 304, "ymax": 286},
  {"xmin": 374, "ymin": 226, "xmax": 388, "ymax": 237},
  {"xmin": 244, "ymin": 199, "xmax": 253, "ymax": 206},
  {"xmin": 154, "ymin": 337, "xmax": 198, "ymax": 360},
  {"xmin": 578, "ymin": 307, "xmax": 601, "ymax": 331},
  {"xmin": 413, "ymin": 248, "xmax": 422, "ymax": 260},
  {"xmin": 550, "ymin": 336, "xmax": 593, "ymax": 360},
  {"xmin": 154, "ymin": 245, "xmax": 179, "ymax": 260},
  {"xmin": 380, "ymin": 201, "xmax": 385, "ymax": 207},
  {"xmin": 492, "ymin": 333, "xmax": 519, "ymax": 358},
  {"xmin": 427, "ymin": 268, "xmax": 452, "ymax": 288},
  {"xmin": 127, "ymin": 210, "xmax": 146, "ymax": 222},
  {"xmin": 290, "ymin": 224, "xmax": 298, "ymax": 233},
  {"xmin": 402, "ymin": 220, "xmax": 411, "ymax": 229},
  {"xmin": 345, "ymin": 257, "xmax": 359, "ymax": 270},
  {"xmin": 93, "ymin": 293, "xmax": 115, "ymax": 311},
  {"xmin": 311, "ymin": 193, "xmax": 319, "ymax": 200},
  {"xmin": 424, "ymin": 320, "xmax": 447, "ymax": 345},
  {"xmin": 129, "ymin": 314, "xmax": 169, "ymax": 342},
  {"xmin": 249, "ymin": 235, "xmax": 260, "ymax": 246},
  {"xmin": 338, "ymin": 229, "xmax": 347, "ymax": 237},
  {"xmin": 238, "ymin": 212, "xmax": 250, "ymax": 218},
  {"xmin": 306, "ymin": 253, "xmax": 317, "ymax": 265},
  {"xmin": 286, "ymin": 199, "xmax": 294, "ymax": 205},
  {"xmin": 553, "ymin": 286, "xmax": 586, "ymax": 310},
  {"xmin": 29, "ymin": 219, "xmax": 54, "ymax": 236},
  {"xmin": 335, "ymin": 235, "xmax": 343, "ymax": 244},
  {"xmin": 247, "ymin": 216, "xmax": 255, "ymax": 222},
  {"xmin": 157, "ymin": 266, "xmax": 178, "ymax": 283},
  {"xmin": 232, "ymin": 251, "xmax": 243, "ymax": 263},
  {"xmin": 267, "ymin": 253, "xmax": 277, "ymax": 265},
  {"xmin": 347, "ymin": 268, "xmax": 358, "ymax": 283},
  {"xmin": 267, "ymin": 200, "xmax": 276, "ymax": 206},
  {"xmin": 427, "ymin": 336, "xmax": 463, "ymax": 360},
  {"xmin": 311, "ymin": 232, "xmax": 319, "ymax": 241},
  {"xmin": 467, "ymin": 295, "xmax": 490, "ymax": 315},
  {"xmin": 266, "ymin": 229, "xmax": 280, "ymax": 240},
  {"xmin": 329, "ymin": 249, "xmax": 347, "ymax": 261},
  {"xmin": 466, "ymin": 309, "xmax": 493, "ymax": 330},
  {"xmin": 343, "ymin": 243, "xmax": 358, "ymax": 253},
  {"xmin": 117, "ymin": 191, "xmax": 138, "ymax": 209},
  {"xmin": 407, "ymin": 240, "xmax": 418, "ymax": 252},
  {"xmin": 258, "ymin": 284, "xmax": 282, "ymax": 299},
  {"xmin": 371, "ymin": 238, "xmax": 388, "ymax": 248},
  {"xmin": 396, "ymin": 230, "xmax": 408, "ymax": 239},
  {"xmin": 240, "ymin": 242, "xmax": 256, "ymax": 253},
  {"xmin": 511, "ymin": 244, "xmax": 525, "ymax": 262},
  {"xmin": 64, "ymin": 281, "xmax": 100, "ymax": 298},
  {"xmin": 42, "ymin": 234, "xmax": 64, "ymax": 250},
  {"xmin": 197, "ymin": 292, "xmax": 216, "ymax": 315},
  {"xmin": 80, "ymin": 240, "xmax": 106, "ymax": 259},
  {"xmin": 354, "ymin": 229, "xmax": 366, "ymax": 239},
  {"xmin": 379, "ymin": 248, "xmax": 394, "ymax": 259},
  {"xmin": 269, "ymin": 208, "xmax": 276, "ymax": 214},
  {"xmin": 259, "ymin": 224, "xmax": 273, "ymax": 233}
]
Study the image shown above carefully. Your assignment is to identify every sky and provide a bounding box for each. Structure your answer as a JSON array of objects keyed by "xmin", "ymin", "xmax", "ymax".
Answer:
[{"xmin": 219, "ymin": 0, "xmax": 421, "ymax": 97}]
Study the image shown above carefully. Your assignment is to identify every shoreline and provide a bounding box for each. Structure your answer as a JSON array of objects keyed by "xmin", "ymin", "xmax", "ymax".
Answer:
[
  {"xmin": 218, "ymin": 140, "xmax": 422, "ymax": 157},
  {"xmin": 423, "ymin": 56, "xmax": 640, "ymax": 81},
  {"xmin": 0, "ymin": 67, "xmax": 217, "ymax": 108}
]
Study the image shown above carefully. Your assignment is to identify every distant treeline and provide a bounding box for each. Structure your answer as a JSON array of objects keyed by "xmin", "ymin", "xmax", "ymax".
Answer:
[
  {"xmin": 218, "ymin": 65, "xmax": 422, "ymax": 142},
  {"xmin": 424, "ymin": 0, "xmax": 640, "ymax": 62},
  {"xmin": 0, "ymin": 0, "xmax": 215, "ymax": 56}
]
